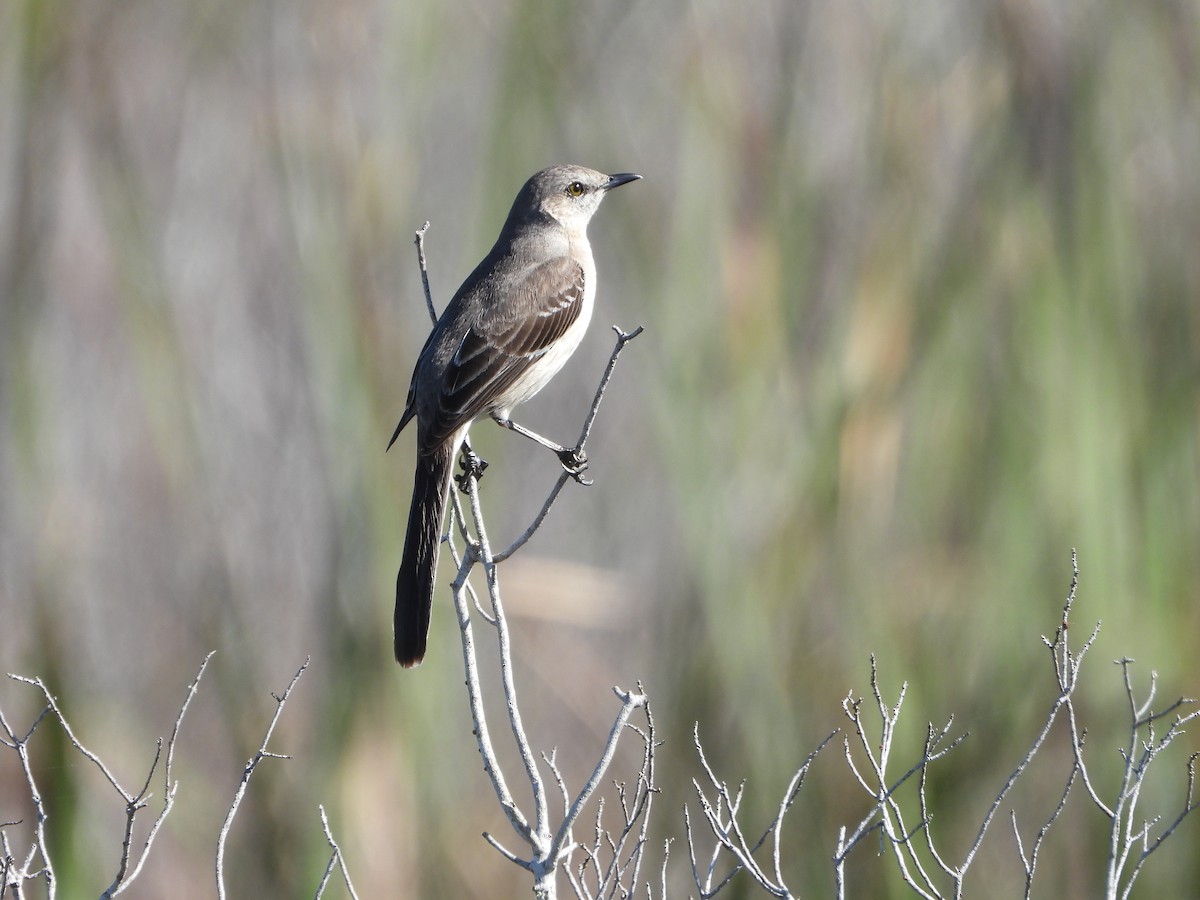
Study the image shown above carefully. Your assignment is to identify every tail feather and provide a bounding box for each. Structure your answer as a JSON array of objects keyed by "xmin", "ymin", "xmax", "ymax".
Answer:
[{"xmin": 394, "ymin": 442, "xmax": 455, "ymax": 666}]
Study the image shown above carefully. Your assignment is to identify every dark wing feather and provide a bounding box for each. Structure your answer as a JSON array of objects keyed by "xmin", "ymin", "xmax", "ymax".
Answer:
[
  {"xmin": 387, "ymin": 319, "xmax": 444, "ymax": 450},
  {"xmin": 425, "ymin": 255, "xmax": 585, "ymax": 446}
]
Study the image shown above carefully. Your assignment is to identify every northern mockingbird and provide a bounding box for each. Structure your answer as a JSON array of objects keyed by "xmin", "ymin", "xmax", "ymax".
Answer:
[{"xmin": 389, "ymin": 164, "xmax": 641, "ymax": 666}]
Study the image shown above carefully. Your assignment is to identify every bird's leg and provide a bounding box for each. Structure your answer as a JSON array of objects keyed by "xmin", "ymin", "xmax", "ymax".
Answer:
[
  {"xmin": 491, "ymin": 414, "xmax": 591, "ymax": 485},
  {"xmin": 455, "ymin": 439, "xmax": 489, "ymax": 491}
]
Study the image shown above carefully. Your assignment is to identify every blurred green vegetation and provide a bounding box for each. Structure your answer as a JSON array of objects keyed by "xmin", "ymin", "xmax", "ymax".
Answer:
[{"xmin": 1, "ymin": 0, "xmax": 1197, "ymax": 896}]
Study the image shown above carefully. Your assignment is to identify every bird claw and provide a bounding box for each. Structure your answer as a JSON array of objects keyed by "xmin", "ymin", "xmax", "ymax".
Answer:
[
  {"xmin": 455, "ymin": 447, "xmax": 489, "ymax": 491},
  {"xmin": 557, "ymin": 447, "xmax": 591, "ymax": 485}
]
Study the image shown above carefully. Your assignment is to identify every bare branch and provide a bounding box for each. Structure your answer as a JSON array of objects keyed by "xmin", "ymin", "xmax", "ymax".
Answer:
[
  {"xmin": 496, "ymin": 325, "xmax": 643, "ymax": 563},
  {"xmin": 691, "ymin": 723, "xmax": 836, "ymax": 899},
  {"xmin": 216, "ymin": 657, "xmax": 310, "ymax": 900},
  {"xmin": 413, "ymin": 221, "xmax": 436, "ymax": 324},
  {"xmin": 835, "ymin": 662, "xmax": 949, "ymax": 900},
  {"xmin": 464, "ymin": 475, "xmax": 551, "ymax": 849},
  {"xmin": 449, "ymin": 544, "xmax": 533, "ymax": 846},
  {"xmin": 2, "ymin": 654, "xmax": 213, "ymax": 899},
  {"xmin": 10, "ymin": 675, "xmax": 135, "ymax": 800},
  {"xmin": 314, "ymin": 805, "xmax": 360, "ymax": 900},
  {"xmin": 549, "ymin": 687, "xmax": 649, "ymax": 870},
  {"xmin": 1101, "ymin": 655, "xmax": 1200, "ymax": 898},
  {"xmin": 483, "ymin": 830, "xmax": 525, "ymax": 866},
  {"xmin": 0, "ymin": 693, "xmax": 55, "ymax": 897},
  {"xmin": 106, "ymin": 652, "xmax": 213, "ymax": 897},
  {"xmin": 1013, "ymin": 754, "xmax": 1078, "ymax": 899}
]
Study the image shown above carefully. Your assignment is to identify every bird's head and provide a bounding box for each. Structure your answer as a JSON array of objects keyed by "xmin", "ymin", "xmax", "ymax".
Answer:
[{"xmin": 512, "ymin": 165, "xmax": 641, "ymax": 234}]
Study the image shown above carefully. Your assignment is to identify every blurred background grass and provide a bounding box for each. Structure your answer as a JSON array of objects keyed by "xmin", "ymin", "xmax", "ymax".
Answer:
[{"xmin": 1, "ymin": 0, "xmax": 1197, "ymax": 896}]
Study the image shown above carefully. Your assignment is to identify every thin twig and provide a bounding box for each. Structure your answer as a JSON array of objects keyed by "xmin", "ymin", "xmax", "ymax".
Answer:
[
  {"xmin": 105, "ymin": 652, "xmax": 214, "ymax": 897},
  {"xmin": 465, "ymin": 477, "xmax": 551, "ymax": 850},
  {"xmin": 0, "ymin": 696, "xmax": 55, "ymax": 897},
  {"xmin": 414, "ymin": 222, "xmax": 436, "ymax": 324},
  {"xmin": 10, "ymin": 675, "xmax": 133, "ymax": 799},
  {"xmin": 496, "ymin": 325, "xmax": 643, "ymax": 563},
  {"xmin": 3, "ymin": 655, "xmax": 213, "ymax": 899},
  {"xmin": 1012, "ymin": 755, "xmax": 1078, "ymax": 899},
  {"xmin": 216, "ymin": 657, "xmax": 310, "ymax": 900},
  {"xmin": 314, "ymin": 805, "xmax": 360, "ymax": 900},
  {"xmin": 450, "ymin": 549, "xmax": 532, "ymax": 844},
  {"xmin": 548, "ymin": 687, "xmax": 649, "ymax": 870}
]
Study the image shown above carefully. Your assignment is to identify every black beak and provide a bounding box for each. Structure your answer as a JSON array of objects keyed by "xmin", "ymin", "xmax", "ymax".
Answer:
[{"xmin": 604, "ymin": 172, "xmax": 642, "ymax": 191}]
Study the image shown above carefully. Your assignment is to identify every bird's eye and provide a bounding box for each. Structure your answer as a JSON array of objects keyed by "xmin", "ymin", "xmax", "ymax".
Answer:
[{"xmin": 566, "ymin": 181, "xmax": 585, "ymax": 197}]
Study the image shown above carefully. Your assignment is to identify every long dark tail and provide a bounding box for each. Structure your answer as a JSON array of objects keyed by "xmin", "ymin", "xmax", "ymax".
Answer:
[{"xmin": 394, "ymin": 441, "xmax": 454, "ymax": 666}]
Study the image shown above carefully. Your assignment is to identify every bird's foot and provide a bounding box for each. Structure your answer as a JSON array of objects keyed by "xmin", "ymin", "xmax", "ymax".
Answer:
[
  {"xmin": 557, "ymin": 447, "xmax": 592, "ymax": 486},
  {"xmin": 455, "ymin": 447, "xmax": 489, "ymax": 491}
]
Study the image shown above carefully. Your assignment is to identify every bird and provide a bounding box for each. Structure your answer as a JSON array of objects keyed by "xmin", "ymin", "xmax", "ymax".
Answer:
[{"xmin": 389, "ymin": 164, "xmax": 641, "ymax": 666}]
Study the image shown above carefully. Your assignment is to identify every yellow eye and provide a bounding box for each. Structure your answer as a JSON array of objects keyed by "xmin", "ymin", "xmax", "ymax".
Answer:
[{"xmin": 566, "ymin": 181, "xmax": 585, "ymax": 197}]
